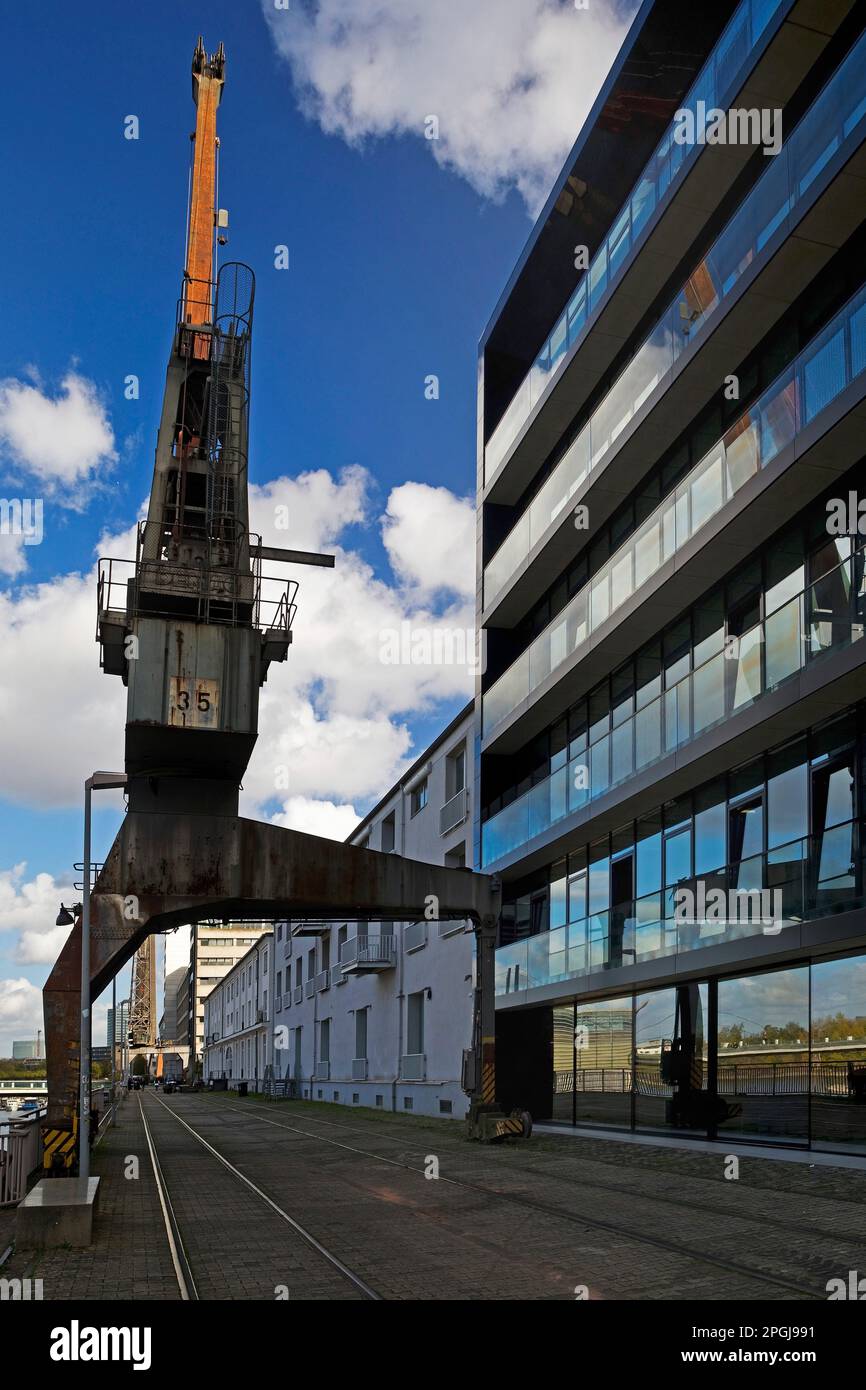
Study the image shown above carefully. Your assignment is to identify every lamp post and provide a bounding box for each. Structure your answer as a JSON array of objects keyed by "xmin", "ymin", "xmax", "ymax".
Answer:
[{"xmin": 79, "ymin": 772, "xmax": 127, "ymax": 1183}]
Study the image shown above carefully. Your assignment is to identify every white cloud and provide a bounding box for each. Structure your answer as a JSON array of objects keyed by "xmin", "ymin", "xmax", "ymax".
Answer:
[
  {"xmin": 0, "ymin": 977, "xmax": 43, "ymax": 1039},
  {"xmin": 271, "ymin": 795, "xmax": 360, "ymax": 842},
  {"xmin": 0, "ymin": 472, "xmax": 473, "ymax": 815},
  {"xmin": 263, "ymin": 0, "xmax": 633, "ymax": 212},
  {"xmin": 0, "ymin": 371, "xmax": 116, "ymax": 494},
  {"xmin": 0, "ymin": 863, "xmax": 77, "ymax": 963},
  {"xmin": 382, "ymin": 483, "xmax": 474, "ymax": 599},
  {"xmin": 243, "ymin": 468, "xmax": 475, "ymax": 810},
  {"xmin": 0, "ymin": 531, "xmax": 26, "ymax": 578},
  {"xmin": 0, "ymin": 566, "xmax": 127, "ymax": 807}
]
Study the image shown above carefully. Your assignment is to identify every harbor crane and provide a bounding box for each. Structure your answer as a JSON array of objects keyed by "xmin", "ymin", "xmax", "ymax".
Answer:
[{"xmin": 42, "ymin": 37, "xmax": 524, "ymax": 1170}]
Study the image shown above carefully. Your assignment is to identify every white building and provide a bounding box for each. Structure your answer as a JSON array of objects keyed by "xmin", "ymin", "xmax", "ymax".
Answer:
[
  {"xmin": 272, "ymin": 702, "xmax": 475, "ymax": 1118},
  {"xmin": 202, "ymin": 934, "xmax": 274, "ymax": 1088},
  {"xmin": 186, "ymin": 922, "xmax": 272, "ymax": 1068}
]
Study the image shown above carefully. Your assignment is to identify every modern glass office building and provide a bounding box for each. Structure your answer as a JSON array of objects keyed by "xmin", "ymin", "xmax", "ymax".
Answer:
[{"xmin": 476, "ymin": 0, "xmax": 866, "ymax": 1153}]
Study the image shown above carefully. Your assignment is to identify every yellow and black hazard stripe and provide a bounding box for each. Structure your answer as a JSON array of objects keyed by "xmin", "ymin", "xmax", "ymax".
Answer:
[
  {"xmin": 42, "ymin": 1115, "xmax": 77, "ymax": 1171},
  {"xmin": 480, "ymin": 1036, "xmax": 496, "ymax": 1104},
  {"xmin": 492, "ymin": 1116, "xmax": 526, "ymax": 1138}
]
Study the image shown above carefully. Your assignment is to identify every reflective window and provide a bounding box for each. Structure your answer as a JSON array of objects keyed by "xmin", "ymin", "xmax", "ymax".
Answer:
[
  {"xmin": 635, "ymin": 984, "xmax": 708, "ymax": 1134},
  {"xmin": 811, "ymin": 954, "xmax": 866, "ymax": 1154},
  {"xmin": 552, "ymin": 1004, "xmax": 575, "ymax": 1123},
  {"xmin": 573, "ymin": 996, "xmax": 632, "ymax": 1129},
  {"xmin": 717, "ymin": 966, "xmax": 809, "ymax": 1143}
]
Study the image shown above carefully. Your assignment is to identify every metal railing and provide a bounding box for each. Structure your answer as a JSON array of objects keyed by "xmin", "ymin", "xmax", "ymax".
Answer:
[
  {"xmin": 440, "ymin": 787, "xmax": 468, "ymax": 835},
  {"xmin": 352, "ymin": 1058, "xmax": 369, "ymax": 1081},
  {"xmin": 556, "ymin": 1061, "xmax": 866, "ymax": 1099},
  {"xmin": 404, "ymin": 921, "xmax": 427, "ymax": 952},
  {"xmin": 401, "ymin": 1054, "xmax": 426, "ymax": 1082},
  {"xmin": 315, "ymin": 970, "xmax": 330, "ymax": 993},
  {"xmin": 0, "ymin": 1112, "xmax": 41, "ymax": 1207},
  {"xmin": 97, "ymin": 523, "xmax": 298, "ymax": 656},
  {"xmin": 339, "ymin": 936, "xmax": 397, "ymax": 970}
]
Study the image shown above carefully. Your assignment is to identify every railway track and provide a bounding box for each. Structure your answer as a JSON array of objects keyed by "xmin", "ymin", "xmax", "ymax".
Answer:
[
  {"xmin": 214, "ymin": 1093, "xmax": 866, "ymax": 1253},
  {"xmin": 193, "ymin": 1093, "xmax": 842, "ymax": 1300},
  {"xmin": 137, "ymin": 1093, "xmax": 381, "ymax": 1301}
]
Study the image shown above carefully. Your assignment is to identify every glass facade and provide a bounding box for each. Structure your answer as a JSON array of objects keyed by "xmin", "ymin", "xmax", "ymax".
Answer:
[
  {"xmin": 483, "ymin": 278, "xmax": 866, "ymax": 735},
  {"xmin": 530, "ymin": 956, "xmax": 866, "ymax": 1153},
  {"xmin": 496, "ymin": 707, "xmax": 862, "ymax": 992},
  {"xmin": 482, "ymin": 515, "xmax": 865, "ymax": 865},
  {"xmin": 484, "ymin": 16, "xmax": 866, "ymax": 551},
  {"xmin": 483, "ymin": 0, "xmax": 787, "ymax": 484}
]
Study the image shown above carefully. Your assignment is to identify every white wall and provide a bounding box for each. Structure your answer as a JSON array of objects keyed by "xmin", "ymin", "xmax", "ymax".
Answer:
[{"xmin": 271, "ymin": 705, "xmax": 475, "ymax": 1119}]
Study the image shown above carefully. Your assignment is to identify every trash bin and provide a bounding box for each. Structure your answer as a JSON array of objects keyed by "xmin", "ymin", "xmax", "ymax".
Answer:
[{"xmin": 237, "ymin": 1081, "xmax": 248, "ymax": 1097}]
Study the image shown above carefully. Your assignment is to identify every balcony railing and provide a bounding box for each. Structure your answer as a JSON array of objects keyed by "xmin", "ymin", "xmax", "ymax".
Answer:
[
  {"xmin": 404, "ymin": 921, "xmax": 428, "ymax": 953},
  {"xmin": 293, "ymin": 985, "xmax": 303, "ymax": 1005},
  {"xmin": 352, "ymin": 1058, "xmax": 369, "ymax": 1081},
  {"xmin": 482, "ymin": 553, "xmax": 865, "ymax": 866},
  {"xmin": 496, "ymin": 823, "xmax": 861, "ymax": 996},
  {"xmin": 304, "ymin": 979, "xmax": 315, "ymax": 999},
  {"xmin": 483, "ymin": 274, "xmax": 866, "ymax": 738},
  {"xmin": 313, "ymin": 1062, "xmax": 330, "ymax": 1081},
  {"xmin": 483, "ymin": 0, "xmax": 787, "ymax": 485},
  {"xmin": 483, "ymin": 25, "xmax": 866, "ymax": 609},
  {"xmin": 330, "ymin": 964, "xmax": 347, "ymax": 988},
  {"xmin": 438, "ymin": 919, "xmax": 465, "ymax": 938},
  {"xmin": 440, "ymin": 786, "xmax": 469, "ymax": 835},
  {"xmin": 339, "ymin": 936, "xmax": 397, "ymax": 973},
  {"xmin": 315, "ymin": 970, "xmax": 330, "ymax": 993},
  {"xmin": 401, "ymin": 1054, "xmax": 426, "ymax": 1081}
]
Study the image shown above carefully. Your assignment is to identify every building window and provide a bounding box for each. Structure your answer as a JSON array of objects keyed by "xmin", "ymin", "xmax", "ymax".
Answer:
[
  {"xmin": 403, "ymin": 1096, "xmax": 413, "ymax": 1111},
  {"xmin": 376, "ymin": 1094, "xmax": 383, "ymax": 1107},
  {"xmin": 407, "ymin": 991, "xmax": 425, "ymax": 1056},
  {"xmin": 447, "ymin": 745, "xmax": 466, "ymax": 797},
  {"xmin": 276, "ymin": 971, "xmax": 282, "ymax": 997},
  {"xmin": 439, "ymin": 1099, "xmax": 453, "ymax": 1115},
  {"xmin": 352, "ymin": 1093, "xmax": 359, "ymax": 1104},
  {"xmin": 355, "ymin": 1007, "xmax": 368, "ymax": 1061},
  {"xmin": 381, "ymin": 812, "xmax": 396, "ymax": 852},
  {"xmin": 410, "ymin": 779, "xmax": 428, "ymax": 817},
  {"xmin": 320, "ymin": 1018, "xmax": 330, "ymax": 1064}
]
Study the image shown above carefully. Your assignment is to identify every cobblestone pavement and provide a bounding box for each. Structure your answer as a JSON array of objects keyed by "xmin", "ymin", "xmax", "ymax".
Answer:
[
  {"xmin": 4, "ymin": 1090, "xmax": 865, "ymax": 1301},
  {"xmin": 2, "ymin": 1094, "xmax": 178, "ymax": 1301}
]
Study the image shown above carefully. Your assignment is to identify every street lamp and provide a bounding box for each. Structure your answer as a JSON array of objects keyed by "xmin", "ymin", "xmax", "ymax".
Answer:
[{"xmin": 79, "ymin": 771, "xmax": 126, "ymax": 1183}]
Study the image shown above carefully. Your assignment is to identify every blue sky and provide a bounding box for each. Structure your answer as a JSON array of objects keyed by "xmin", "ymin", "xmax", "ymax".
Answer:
[{"xmin": 0, "ymin": 0, "xmax": 634, "ymax": 1049}]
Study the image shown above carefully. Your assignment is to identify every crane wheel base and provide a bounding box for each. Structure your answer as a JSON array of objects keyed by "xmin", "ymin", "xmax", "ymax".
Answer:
[{"xmin": 466, "ymin": 1103, "xmax": 532, "ymax": 1143}]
